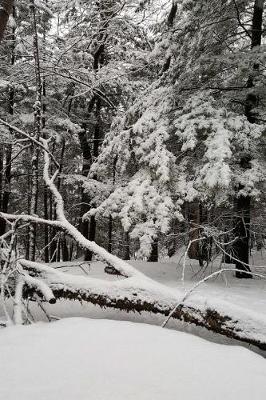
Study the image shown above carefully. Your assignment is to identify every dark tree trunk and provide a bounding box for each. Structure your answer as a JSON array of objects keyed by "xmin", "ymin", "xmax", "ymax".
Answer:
[
  {"xmin": 0, "ymin": 148, "xmax": 3, "ymax": 217},
  {"xmin": 234, "ymin": 195, "xmax": 251, "ymax": 278},
  {"xmin": 78, "ymin": 1, "xmax": 113, "ymax": 260},
  {"xmin": 167, "ymin": 0, "xmax": 177, "ymax": 27},
  {"xmin": 28, "ymin": 0, "xmax": 43, "ymax": 261},
  {"xmin": 82, "ymin": 90, "xmax": 103, "ymax": 262},
  {"xmin": 49, "ymin": 190, "xmax": 56, "ymax": 261},
  {"xmin": 86, "ymin": 215, "xmax": 96, "ymax": 261},
  {"xmin": 187, "ymin": 202, "xmax": 201, "ymax": 261},
  {"xmin": 0, "ymin": 10, "xmax": 15, "ymax": 236},
  {"xmin": 42, "ymin": 67, "xmax": 49, "ymax": 262},
  {"xmin": 0, "ymin": 0, "xmax": 14, "ymax": 43},
  {"xmin": 108, "ymin": 215, "xmax": 113, "ymax": 253},
  {"xmin": 107, "ymin": 156, "xmax": 117, "ymax": 254},
  {"xmin": 187, "ymin": 203, "xmax": 210, "ymax": 266},
  {"xmin": 123, "ymin": 232, "xmax": 130, "ymax": 260},
  {"xmin": 85, "ymin": 98, "xmax": 103, "ymax": 260},
  {"xmin": 2, "ymin": 144, "xmax": 11, "ymax": 215},
  {"xmin": 43, "ymin": 186, "xmax": 50, "ymax": 262},
  {"xmin": 233, "ymin": 0, "xmax": 264, "ymax": 278},
  {"xmin": 148, "ymin": 239, "xmax": 158, "ymax": 262},
  {"xmin": 56, "ymin": 238, "xmax": 61, "ymax": 262},
  {"xmin": 78, "ymin": 126, "xmax": 92, "ymax": 261},
  {"xmin": 61, "ymin": 234, "xmax": 69, "ymax": 262},
  {"xmin": 160, "ymin": 1, "xmax": 178, "ymax": 73}
]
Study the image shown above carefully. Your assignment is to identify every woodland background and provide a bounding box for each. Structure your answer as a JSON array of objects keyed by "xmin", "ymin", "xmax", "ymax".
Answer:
[
  {"xmin": 1, "ymin": 0, "xmax": 266, "ymax": 276},
  {"xmin": 0, "ymin": 1, "xmax": 266, "ymax": 349}
]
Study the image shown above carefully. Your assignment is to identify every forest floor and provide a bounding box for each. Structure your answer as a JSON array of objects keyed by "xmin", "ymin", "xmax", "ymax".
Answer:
[
  {"xmin": 1, "ymin": 249, "xmax": 266, "ymax": 399},
  {"xmin": 1, "ymin": 317, "xmax": 266, "ymax": 400}
]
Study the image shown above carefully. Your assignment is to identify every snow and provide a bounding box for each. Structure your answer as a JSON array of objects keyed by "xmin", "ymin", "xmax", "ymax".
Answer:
[
  {"xmin": 40, "ymin": 139, "xmax": 145, "ymax": 279},
  {"xmin": 1, "ymin": 317, "xmax": 266, "ymax": 400},
  {"xmin": 11, "ymin": 249, "xmax": 266, "ymax": 353},
  {"xmin": 173, "ymin": 92, "xmax": 264, "ymax": 201}
]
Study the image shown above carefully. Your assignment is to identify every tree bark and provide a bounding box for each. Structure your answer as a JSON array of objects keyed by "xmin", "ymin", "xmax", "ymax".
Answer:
[
  {"xmin": 50, "ymin": 139, "xmax": 65, "ymax": 261},
  {"xmin": 78, "ymin": 126, "xmax": 92, "ymax": 260},
  {"xmin": 233, "ymin": 0, "xmax": 264, "ymax": 278},
  {"xmin": 42, "ymin": 17, "xmax": 49, "ymax": 263},
  {"xmin": 0, "ymin": 0, "xmax": 14, "ymax": 43},
  {"xmin": 0, "ymin": 148, "xmax": 3, "ymax": 215},
  {"xmin": 123, "ymin": 232, "xmax": 130, "ymax": 260},
  {"xmin": 167, "ymin": 1, "xmax": 177, "ymax": 27},
  {"xmin": 107, "ymin": 215, "xmax": 113, "ymax": 253},
  {"xmin": 79, "ymin": 1, "xmax": 108, "ymax": 260},
  {"xmin": 187, "ymin": 203, "xmax": 211, "ymax": 266},
  {"xmin": 0, "ymin": 6, "xmax": 15, "ymax": 236},
  {"xmin": 28, "ymin": 0, "xmax": 42, "ymax": 261},
  {"xmin": 148, "ymin": 239, "xmax": 158, "ymax": 262},
  {"xmin": 61, "ymin": 233, "xmax": 69, "ymax": 261}
]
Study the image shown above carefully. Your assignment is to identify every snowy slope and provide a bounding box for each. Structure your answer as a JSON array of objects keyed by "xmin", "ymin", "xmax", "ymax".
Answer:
[{"xmin": 0, "ymin": 318, "xmax": 266, "ymax": 400}]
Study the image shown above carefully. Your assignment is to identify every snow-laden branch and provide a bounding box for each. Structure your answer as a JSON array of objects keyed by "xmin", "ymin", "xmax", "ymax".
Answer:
[
  {"xmin": 0, "ymin": 212, "xmax": 63, "ymax": 228},
  {"xmin": 39, "ymin": 138, "xmax": 144, "ymax": 279},
  {"xmin": 20, "ymin": 270, "xmax": 56, "ymax": 304},
  {"xmin": 0, "ymin": 118, "xmax": 59, "ymax": 168}
]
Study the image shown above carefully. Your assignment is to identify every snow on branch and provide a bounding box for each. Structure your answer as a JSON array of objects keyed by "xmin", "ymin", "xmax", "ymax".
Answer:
[
  {"xmin": 20, "ymin": 269, "xmax": 56, "ymax": 304},
  {"xmin": 0, "ymin": 118, "xmax": 59, "ymax": 168},
  {"xmin": 40, "ymin": 138, "xmax": 144, "ymax": 279}
]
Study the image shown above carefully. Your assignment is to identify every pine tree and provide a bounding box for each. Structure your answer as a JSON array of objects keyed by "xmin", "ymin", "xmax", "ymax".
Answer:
[{"xmin": 88, "ymin": 0, "xmax": 266, "ymax": 266}]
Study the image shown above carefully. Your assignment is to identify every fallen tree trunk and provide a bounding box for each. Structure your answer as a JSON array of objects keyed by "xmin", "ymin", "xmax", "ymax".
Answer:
[
  {"xmin": 48, "ymin": 287, "xmax": 266, "ymax": 350},
  {"xmin": 21, "ymin": 260, "xmax": 266, "ymax": 351},
  {"xmin": 50, "ymin": 286, "xmax": 266, "ymax": 349}
]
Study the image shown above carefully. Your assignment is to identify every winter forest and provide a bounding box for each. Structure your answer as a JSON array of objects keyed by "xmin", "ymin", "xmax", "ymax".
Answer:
[{"xmin": 1, "ymin": 0, "xmax": 266, "ymax": 398}]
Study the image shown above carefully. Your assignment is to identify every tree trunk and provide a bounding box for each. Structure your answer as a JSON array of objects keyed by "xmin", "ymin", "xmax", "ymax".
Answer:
[
  {"xmin": 50, "ymin": 139, "xmax": 65, "ymax": 262},
  {"xmin": 187, "ymin": 203, "xmax": 210, "ymax": 266},
  {"xmin": 78, "ymin": 128, "xmax": 92, "ymax": 220},
  {"xmin": 28, "ymin": 0, "xmax": 42, "ymax": 261},
  {"xmin": 42, "ymin": 24, "xmax": 49, "ymax": 263},
  {"xmin": 233, "ymin": 0, "xmax": 264, "ymax": 278},
  {"xmin": 0, "ymin": 7, "xmax": 15, "ymax": 236},
  {"xmin": 85, "ymin": 97, "xmax": 103, "ymax": 261},
  {"xmin": 86, "ymin": 215, "xmax": 96, "ymax": 261},
  {"xmin": 108, "ymin": 215, "xmax": 113, "ymax": 253},
  {"xmin": 0, "ymin": 0, "xmax": 14, "ymax": 43},
  {"xmin": 0, "ymin": 148, "xmax": 3, "ymax": 218},
  {"xmin": 187, "ymin": 202, "xmax": 201, "ymax": 261},
  {"xmin": 123, "ymin": 232, "xmax": 130, "ymax": 260},
  {"xmin": 61, "ymin": 233, "xmax": 69, "ymax": 261},
  {"xmin": 107, "ymin": 157, "xmax": 117, "ymax": 254},
  {"xmin": 78, "ymin": 1, "xmax": 114, "ymax": 260},
  {"xmin": 148, "ymin": 239, "xmax": 158, "ymax": 262},
  {"xmin": 78, "ymin": 126, "xmax": 92, "ymax": 260}
]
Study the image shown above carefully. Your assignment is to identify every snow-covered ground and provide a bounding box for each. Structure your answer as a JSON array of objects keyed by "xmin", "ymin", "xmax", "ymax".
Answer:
[
  {"xmin": 1, "ymin": 317, "xmax": 266, "ymax": 400},
  {"xmin": 1, "ymin": 251, "xmax": 266, "ymax": 398}
]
